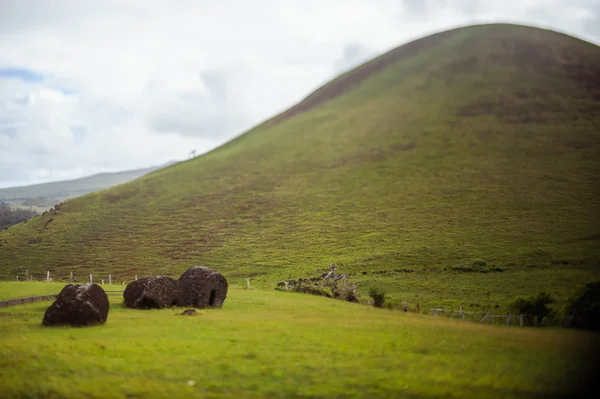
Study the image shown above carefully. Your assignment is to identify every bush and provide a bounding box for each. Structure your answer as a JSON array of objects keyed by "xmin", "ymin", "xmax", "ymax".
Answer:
[
  {"xmin": 507, "ymin": 290, "xmax": 555, "ymax": 326},
  {"xmin": 470, "ymin": 259, "xmax": 487, "ymax": 268},
  {"xmin": 564, "ymin": 279, "xmax": 600, "ymax": 331},
  {"xmin": 450, "ymin": 259, "xmax": 503, "ymax": 273},
  {"xmin": 369, "ymin": 287, "xmax": 387, "ymax": 308}
]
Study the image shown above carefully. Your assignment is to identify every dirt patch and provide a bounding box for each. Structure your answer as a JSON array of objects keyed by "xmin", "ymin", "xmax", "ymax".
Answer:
[
  {"xmin": 333, "ymin": 142, "xmax": 416, "ymax": 168},
  {"xmin": 456, "ymin": 95, "xmax": 571, "ymax": 124},
  {"xmin": 105, "ymin": 186, "xmax": 140, "ymax": 204}
]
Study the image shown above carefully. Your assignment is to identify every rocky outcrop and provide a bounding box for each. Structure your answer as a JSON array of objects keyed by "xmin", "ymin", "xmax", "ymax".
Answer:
[
  {"xmin": 177, "ymin": 266, "xmax": 228, "ymax": 308},
  {"xmin": 42, "ymin": 283, "xmax": 109, "ymax": 327},
  {"xmin": 123, "ymin": 276, "xmax": 179, "ymax": 309}
]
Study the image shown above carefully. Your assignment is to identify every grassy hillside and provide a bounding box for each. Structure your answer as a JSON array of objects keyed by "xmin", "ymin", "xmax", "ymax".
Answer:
[
  {"xmin": 0, "ymin": 161, "xmax": 177, "ymax": 210},
  {"xmin": 1, "ymin": 23, "xmax": 599, "ymax": 312},
  {"xmin": 0, "ymin": 284, "xmax": 597, "ymax": 398}
]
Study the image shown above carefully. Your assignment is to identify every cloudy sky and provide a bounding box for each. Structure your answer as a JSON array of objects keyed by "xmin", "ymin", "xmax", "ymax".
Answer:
[{"xmin": 0, "ymin": 0, "xmax": 598, "ymax": 188}]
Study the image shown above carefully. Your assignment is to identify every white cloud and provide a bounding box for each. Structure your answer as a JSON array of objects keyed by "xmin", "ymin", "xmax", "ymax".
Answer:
[{"xmin": 0, "ymin": 0, "xmax": 598, "ymax": 188}]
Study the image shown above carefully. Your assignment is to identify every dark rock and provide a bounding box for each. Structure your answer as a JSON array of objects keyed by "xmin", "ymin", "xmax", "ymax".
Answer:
[
  {"xmin": 177, "ymin": 309, "xmax": 198, "ymax": 316},
  {"xmin": 123, "ymin": 276, "xmax": 179, "ymax": 309},
  {"xmin": 42, "ymin": 283, "xmax": 109, "ymax": 327},
  {"xmin": 177, "ymin": 266, "xmax": 228, "ymax": 308}
]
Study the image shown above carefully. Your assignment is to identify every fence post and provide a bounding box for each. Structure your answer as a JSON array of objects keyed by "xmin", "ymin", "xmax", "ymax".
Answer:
[
  {"xmin": 101, "ymin": 279, "xmax": 104, "ymax": 285},
  {"xmin": 284, "ymin": 281, "xmax": 289, "ymax": 291},
  {"xmin": 70, "ymin": 271, "xmax": 73, "ymax": 282},
  {"xmin": 433, "ymin": 309, "xmax": 437, "ymax": 316},
  {"xmin": 109, "ymin": 275, "xmax": 112, "ymax": 285},
  {"xmin": 90, "ymin": 274, "xmax": 93, "ymax": 283},
  {"xmin": 16, "ymin": 275, "xmax": 19, "ymax": 281},
  {"xmin": 519, "ymin": 314, "xmax": 524, "ymax": 327},
  {"xmin": 25, "ymin": 270, "xmax": 28, "ymax": 280},
  {"xmin": 47, "ymin": 271, "xmax": 50, "ymax": 282},
  {"xmin": 246, "ymin": 278, "xmax": 251, "ymax": 289},
  {"xmin": 135, "ymin": 275, "xmax": 138, "ymax": 281}
]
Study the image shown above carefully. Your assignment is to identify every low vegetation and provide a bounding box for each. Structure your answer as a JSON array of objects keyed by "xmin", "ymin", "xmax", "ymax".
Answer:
[
  {"xmin": 507, "ymin": 291, "xmax": 556, "ymax": 326},
  {"xmin": 368, "ymin": 287, "xmax": 387, "ymax": 308},
  {"xmin": 564, "ymin": 279, "xmax": 600, "ymax": 331},
  {"xmin": 0, "ymin": 284, "xmax": 597, "ymax": 398}
]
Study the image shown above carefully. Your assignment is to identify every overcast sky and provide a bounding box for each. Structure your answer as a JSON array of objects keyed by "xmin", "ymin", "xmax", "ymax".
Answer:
[{"xmin": 0, "ymin": 0, "xmax": 598, "ymax": 188}]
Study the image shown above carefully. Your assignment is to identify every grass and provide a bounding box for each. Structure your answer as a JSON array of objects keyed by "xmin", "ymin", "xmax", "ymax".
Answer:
[
  {"xmin": 0, "ymin": 23, "xmax": 599, "ymax": 313},
  {"xmin": 0, "ymin": 282, "xmax": 125, "ymax": 301},
  {"xmin": 0, "ymin": 284, "xmax": 597, "ymax": 398}
]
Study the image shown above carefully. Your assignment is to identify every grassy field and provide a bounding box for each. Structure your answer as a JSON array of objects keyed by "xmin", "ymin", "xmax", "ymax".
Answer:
[
  {"xmin": 0, "ymin": 283, "xmax": 597, "ymax": 399},
  {"xmin": 0, "ymin": 282, "xmax": 125, "ymax": 301},
  {"xmin": 1, "ymin": 23, "xmax": 599, "ymax": 312}
]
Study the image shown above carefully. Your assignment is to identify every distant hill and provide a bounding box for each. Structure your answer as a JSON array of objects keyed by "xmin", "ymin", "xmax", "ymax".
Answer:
[
  {"xmin": 1, "ymin": 23, "xmax": 599, "ymax": 311},
  {"xmin": 0, "ymin": 161, "xmax": 178, "ymax": 210}
]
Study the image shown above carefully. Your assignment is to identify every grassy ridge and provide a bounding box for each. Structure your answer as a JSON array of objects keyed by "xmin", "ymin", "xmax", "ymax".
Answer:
[
  {"xmin": 1, "ymin": 23, "xmax": 599, "ymax": 312},
  {"xmin": 0, "ymin": 162, "xmax": 176, "ymax": 209},
  {"xmin": 0, "ymin": 285, "xmax": 596, "ymax": 398}
]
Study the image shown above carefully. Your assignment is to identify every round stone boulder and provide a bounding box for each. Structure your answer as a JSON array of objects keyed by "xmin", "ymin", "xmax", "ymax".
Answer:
[
  {"xmin": 123, "ymin": 276, "xmax": 179, "ymax": 309},
  {"xmin": 43, "ymin": 283, "xmax": 109, "ymax": 327},
  {"xmin": 177, "ymin": 266, "xmax": 228, "ymax": 308}
]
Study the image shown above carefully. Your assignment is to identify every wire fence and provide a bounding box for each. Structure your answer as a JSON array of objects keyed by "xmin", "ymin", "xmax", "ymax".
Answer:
[
  {"xmin": 0, "ymin": 294, "xmax": 57, "ymax": 308},
  {"xmin": 0, "ymin": 290, "xmax": 125, "ymax": 308},
  {"xmin": 11, "ymin": 270, "xmax": 143, "ymax": 286},
  {"xmin": 429, "ymin": 307, "xmax": 571, "ymax": 327}
]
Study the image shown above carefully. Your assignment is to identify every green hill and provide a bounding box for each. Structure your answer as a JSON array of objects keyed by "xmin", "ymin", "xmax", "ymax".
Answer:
[
  {"xmin": 1, "ymin": 23, "xmax": 599, "ymax": 311},
  {"xmin": 0, "ymin": 161, "xmax": 177, "ymax": 211}
]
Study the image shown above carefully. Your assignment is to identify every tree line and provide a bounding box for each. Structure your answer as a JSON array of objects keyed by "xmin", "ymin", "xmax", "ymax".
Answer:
[{"xmin": 0, "ymin": 201, "xmax": 38, "ymax": 230}]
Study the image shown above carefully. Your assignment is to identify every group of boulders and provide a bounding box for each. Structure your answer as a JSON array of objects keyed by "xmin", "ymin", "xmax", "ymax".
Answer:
[
  {"xmin": 277, "ymin": 264, "xmax": 358, "ymax": 303},
  {"xmin": 42, "ymin": 266, "xmax": 227, "ymax": 327},
  {"xmin": 123, "ymin": 266, "xmax": 228, "ymax": 309}
]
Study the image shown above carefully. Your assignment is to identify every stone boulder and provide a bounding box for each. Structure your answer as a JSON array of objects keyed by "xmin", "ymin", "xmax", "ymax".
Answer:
[
  {"xmin": 123, "ymin": 276, "xmax": 179, "ymax": 309},
  {"xmin": 177, "ymin": 266, "xmax": 228, "ymax": 308},
  {"xmin": 42, "ymin": 283, "xmax": 109, "ymax": 327}
]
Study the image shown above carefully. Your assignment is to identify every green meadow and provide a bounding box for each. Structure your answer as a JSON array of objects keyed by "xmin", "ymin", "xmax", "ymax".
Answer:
[{"xmin": 0, "ymin": 283, "xmax": 595, "ymax": 399}]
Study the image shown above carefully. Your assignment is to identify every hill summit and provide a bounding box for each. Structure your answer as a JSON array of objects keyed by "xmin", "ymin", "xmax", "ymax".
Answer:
[{"xmin": 1, "ymin": 23, "xmax": 599, "ymax": 308}]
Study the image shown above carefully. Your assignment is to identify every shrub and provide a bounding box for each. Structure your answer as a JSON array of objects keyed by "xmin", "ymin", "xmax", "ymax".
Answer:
[
  {"xmin": 507, "ymin": 290, "xmax": 555, "ymax": 326},
  {"xmin": 369, "ymin": 287, "xmax": 387, "ymax": 308},
  {"xmin": 450, "ymin": 259, "xmax": 504, "ymax": 273},
  {"xmin": 564, "ymin": 279, "xmax": 600, "ymax": 331}
]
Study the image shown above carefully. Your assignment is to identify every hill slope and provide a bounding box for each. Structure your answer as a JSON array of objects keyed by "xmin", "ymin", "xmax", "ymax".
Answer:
[
  {"xmin": 0, "ymin": 161, "xmax": 178, "ymax": 210},
  {"xmin": 1, "ymin": 23, "xmax": 599, "ymax": 309}
]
